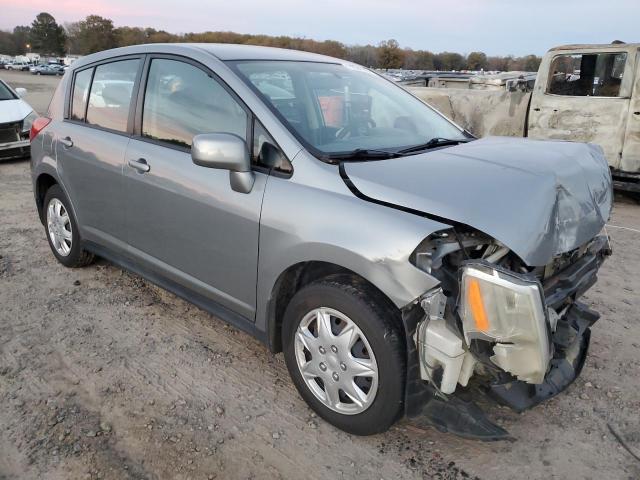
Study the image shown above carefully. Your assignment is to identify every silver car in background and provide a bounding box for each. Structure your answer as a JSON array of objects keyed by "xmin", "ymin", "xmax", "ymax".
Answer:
[{"xmin": 30, "ymin": 44, "xmax": 612, "ymax": 438}]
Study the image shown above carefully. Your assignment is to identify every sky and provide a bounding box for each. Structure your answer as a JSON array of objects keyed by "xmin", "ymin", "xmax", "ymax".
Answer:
[{"xmin": 1, "ymin": 0, "xmax": 638, "ymax": 56}]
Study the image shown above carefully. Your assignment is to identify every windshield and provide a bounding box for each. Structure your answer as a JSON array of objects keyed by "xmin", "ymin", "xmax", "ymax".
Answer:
[
  {"xmin": 0, "ymin": 81, "xmax": 16, "ymax": 101},
  {"xmin": 229, "ymin": 61, "xmax": 467, "ymax": 158}
]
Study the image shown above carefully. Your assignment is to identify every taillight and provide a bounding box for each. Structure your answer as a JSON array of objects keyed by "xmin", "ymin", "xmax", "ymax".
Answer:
[{"xmin": 30, "ymin": 117, "xmax": 51, "ymax": 141}]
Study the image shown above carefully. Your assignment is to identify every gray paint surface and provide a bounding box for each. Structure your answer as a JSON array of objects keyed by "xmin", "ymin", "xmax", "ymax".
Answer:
[{"xmin": 343, "ymin": 136, "xmax": 612, "ymax": 266}]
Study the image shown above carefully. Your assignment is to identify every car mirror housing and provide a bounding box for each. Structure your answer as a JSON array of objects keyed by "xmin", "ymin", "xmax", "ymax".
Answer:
[
  {"xmin": 191, "ymin": 133, "xmax": 254, "ymax": 193},
  {"xmin": 15, "ymin": 87, "xmax": 27, "ymax": 97}
]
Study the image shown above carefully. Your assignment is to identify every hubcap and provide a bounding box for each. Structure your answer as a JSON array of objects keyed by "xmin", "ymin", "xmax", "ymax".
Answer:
[
  {"xmin": 294, "ymin": 307, "xmax": 378, "ymax": 415},
  {"xmin": 46, "ymin": 198, "xmax": 72, "ymax": 257}
]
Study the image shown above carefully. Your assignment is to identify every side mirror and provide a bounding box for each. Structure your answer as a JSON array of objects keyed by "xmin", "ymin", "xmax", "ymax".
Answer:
[
  {"xmin": 191, "ymin": 133, "xmax": 255, "ymax": 194},
  {"xmin": 15, "ymin": 87, "xmax": 27, "ymax": 98}
]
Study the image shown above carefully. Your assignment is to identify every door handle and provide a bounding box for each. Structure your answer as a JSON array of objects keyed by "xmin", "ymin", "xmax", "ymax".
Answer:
[
  {"xmin": 128, "ymin": 158, "xmax": 150, "ymax": 173},
  {"xmin": 533, "ymin": 108, "xmax": 541, "ymax": 112},
  {"xmin": 634, "ymin": 111, "xmax": 640, "ymax": 116},
  {"xmin": 59, "ymin": 136, "xmax": 73, "ymax": 148}
]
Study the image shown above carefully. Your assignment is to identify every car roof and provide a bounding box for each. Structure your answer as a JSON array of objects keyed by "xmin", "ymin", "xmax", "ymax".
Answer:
[
  {"xmin": 70, "ymin": 43, "xmax": 344, "ymax": 71},
  {"xmin": 549, "ymin": 42, "xmax": 640, "ymax": 52}
]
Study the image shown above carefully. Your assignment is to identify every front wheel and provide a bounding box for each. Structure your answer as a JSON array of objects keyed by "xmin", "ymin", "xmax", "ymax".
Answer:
[{"xmin": 282, "ymin": 275, "xmax": 405, "ymax": 435}]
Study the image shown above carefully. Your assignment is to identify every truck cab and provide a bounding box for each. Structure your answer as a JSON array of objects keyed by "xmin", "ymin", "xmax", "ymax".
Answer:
[{"xmin": 528, "ymin": 43, "xmax": 640, "ymax": 190}]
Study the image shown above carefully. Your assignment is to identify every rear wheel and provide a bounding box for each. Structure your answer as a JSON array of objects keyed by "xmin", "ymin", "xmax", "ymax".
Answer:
[
  {"xmin": 43, "ymin": 185, "xmax": 94, "ymax": 268},
  {"xmin": 282, "ymin": 275, "xmax": 405, "ymax": 435}
]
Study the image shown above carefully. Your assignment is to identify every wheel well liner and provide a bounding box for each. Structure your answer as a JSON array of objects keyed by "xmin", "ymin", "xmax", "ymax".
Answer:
[
  {"xmin": 35, "ymin": 173, "xmax": 58, "ymax": 223},
  {"xmin": 267, "ymin": 261, "xmax": 402, "ymax": 353}
]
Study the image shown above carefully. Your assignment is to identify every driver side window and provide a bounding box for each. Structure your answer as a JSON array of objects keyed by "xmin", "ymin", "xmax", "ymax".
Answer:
[{"xmin": 142, "ymin": 59, "xmax": 248, "ymax": 149}]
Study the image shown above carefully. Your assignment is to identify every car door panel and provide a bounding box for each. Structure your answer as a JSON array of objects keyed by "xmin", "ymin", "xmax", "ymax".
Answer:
[
  {"xmin": 55, "ymin": 122, "xmax": 129, "ymax": 252},
  {"xmin": 621, "ymin": 49, "xmax": 640, "ymax": 174},
  {"xmin": 528, "ymin": 50, "xmax": 633, "ymax": 171},
  {"xmin": 124, "ymin": 139, "xmax": 266, "ymax": 320}
]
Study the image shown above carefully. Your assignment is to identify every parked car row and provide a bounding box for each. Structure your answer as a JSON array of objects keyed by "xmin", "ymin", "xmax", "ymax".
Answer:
[{"xmin": 0, "ymin": 60, "xmax": 67, "ymax": 73}]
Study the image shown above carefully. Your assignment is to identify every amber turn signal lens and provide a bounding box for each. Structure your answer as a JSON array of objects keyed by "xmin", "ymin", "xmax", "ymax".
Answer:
[{"xmin": 467, "ymin": 278, "xmax": 489, "ymax": 332}]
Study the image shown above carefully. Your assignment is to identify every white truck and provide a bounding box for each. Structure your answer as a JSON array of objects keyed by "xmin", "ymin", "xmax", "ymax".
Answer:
[{"xmin": 410, "ymin": 42, "xmax": 640, "ymax": 192}]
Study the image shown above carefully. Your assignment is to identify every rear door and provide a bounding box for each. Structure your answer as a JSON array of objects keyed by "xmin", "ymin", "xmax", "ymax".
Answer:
[
  {"xmin": 57, "ymin": 57, "xmax": 143, "ymax": 252},
  {"xmin": 123, "ymin": 56, "xmax": 266, "ymax": 320},
  {"xmin": 528, "ymin": 49, "xmax": 633, "ymax": 170},
  {"xmin": 621, "ymin": 48, "xmax": 640, "ymax": 175}
]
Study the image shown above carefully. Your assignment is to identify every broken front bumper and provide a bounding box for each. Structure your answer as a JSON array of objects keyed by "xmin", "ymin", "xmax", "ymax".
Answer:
[
  {"xmin": 403, "ymin": 235, "xmax": 610, "ymax": 439},
  {"xmin": 489, "ymin": 301, "xmax": 597, "ymax": 411},
  {"xmin": 488, "ymin": 235, "xmax": 610, "ymax": 410}
]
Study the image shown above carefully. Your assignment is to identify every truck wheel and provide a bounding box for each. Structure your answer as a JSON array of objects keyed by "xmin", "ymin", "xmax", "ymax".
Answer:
[
  {"xmin": 43, "ymin": 185, "xmax": 94, "ymax": 268},
  {"xmin": 282, "ymin": 275, "xmax": 405, "ymax": 435}
]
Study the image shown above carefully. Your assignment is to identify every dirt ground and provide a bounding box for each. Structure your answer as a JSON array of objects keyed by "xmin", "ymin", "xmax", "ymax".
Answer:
[{"xmin": 1, "ymin": 70, "xmax": 639, "ymax": 480}]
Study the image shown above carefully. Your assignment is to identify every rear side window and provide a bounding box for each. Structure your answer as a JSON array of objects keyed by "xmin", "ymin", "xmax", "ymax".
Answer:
[
  {"xmin": 71, "ymin": 68, "xmax": 93, "ymax": 121},
  {"xmin": 86, "ymin": 59, "xmax": 140, "ymax": 132},
  {"xmin": 547, "ymin": 52, "xmax": 627, "ymax": 97},
  {"xmin": 142, "ymin": 59, "xmax": 247, "ymax": 149}
]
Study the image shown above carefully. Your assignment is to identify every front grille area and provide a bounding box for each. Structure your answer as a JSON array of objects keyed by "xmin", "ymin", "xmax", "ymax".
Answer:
[
  {"xmin": 0, "ymin": 145, "xmax": 29, "ymax": 160},
  {"xmin": 0, "ymin": 122, "xmax": 21, "ymax": 144}
]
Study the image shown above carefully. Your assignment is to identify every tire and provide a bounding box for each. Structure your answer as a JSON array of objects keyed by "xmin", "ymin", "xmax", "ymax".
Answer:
[
  {"xmin": 43, "ymin": 185, "xmax": 94, "ymax": 268},
  {"xmin": 282, "ymin": 275, "xmax": 405, "ymax": 435}
]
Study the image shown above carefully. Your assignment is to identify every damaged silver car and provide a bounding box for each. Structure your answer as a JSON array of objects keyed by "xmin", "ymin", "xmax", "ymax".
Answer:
[{"xmin": 30, "ymin": 44, "xmax": 612, "ymax": 438}]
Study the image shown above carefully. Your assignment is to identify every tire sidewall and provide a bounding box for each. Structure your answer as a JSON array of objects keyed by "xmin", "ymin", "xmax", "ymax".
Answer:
[
  {"xmin": 43, "ymin": 185, "xmax": 84, "ymax": 268},
  {"xmin": 282, "ymin": 281, "xmax": 405, "ymax": 435}
]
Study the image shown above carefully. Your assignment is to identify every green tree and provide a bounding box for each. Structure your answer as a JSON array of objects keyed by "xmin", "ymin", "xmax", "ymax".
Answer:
[
  {"xmin": 435, "ymin": 52, "xmax": 465, "ymax": 71},
  {"xmin": 114, "ymin": 26, "xmax": 149, "ymax": 47},
  {"xmin": 11, "ymin": 26, "xmax": 31, "ymax": 54},
  {"xmin": 378, "ymin": 39, "xmax": 404, "ymax": 69},
  {"xmin": 467, "ymin": 51, "xmax": 487, "ymax": 71},
  {"xmin": 29, "ymin": 12, "xmax": 66, "ymax": 55},
  {"xmin": 522, "ymin": 54, "xmax": 541, "ymax": 72},
  {"xmin": 73, "ymin": 15, "xmax": 116, "ymax": 54},
  {"xmin": 0, "ymin": 31, "xmax": 18, "ymax": 55}
]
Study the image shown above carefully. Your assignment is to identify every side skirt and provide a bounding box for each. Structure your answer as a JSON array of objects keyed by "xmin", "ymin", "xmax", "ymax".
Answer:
[{"xmin": 82, "ymin": 240, "xmax": 269, "ymax": 346}]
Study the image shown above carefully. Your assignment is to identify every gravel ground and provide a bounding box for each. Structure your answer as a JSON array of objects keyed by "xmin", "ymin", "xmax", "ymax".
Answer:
[{"xmin": 1, "ymin": 70, "xmax": 639, "ymax": 480}]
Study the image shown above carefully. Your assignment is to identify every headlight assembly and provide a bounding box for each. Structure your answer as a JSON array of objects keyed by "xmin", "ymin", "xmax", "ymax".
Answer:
[
  {"xmin": 22, "ymin": 111, "xmax": 37, "ymax": 133},
  {"xmin": 459, "ymin": 264, "xmax": 551, "ymax": 384}
]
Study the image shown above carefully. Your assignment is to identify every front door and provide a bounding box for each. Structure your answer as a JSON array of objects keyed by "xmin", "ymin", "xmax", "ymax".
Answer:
[
  {"xmin": 124, "ymin": 57, "xmax": 265, "ymax": 320},
  {"xmin": 621, "ymin": 48, "xmax": 640, "ymax": 175},
  {"xmin": 528, "ymin": 49, "xmax": 633, "ymax": 170}
]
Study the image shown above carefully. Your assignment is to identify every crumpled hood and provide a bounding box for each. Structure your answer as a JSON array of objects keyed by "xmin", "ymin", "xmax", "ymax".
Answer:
[
  {"xmin": 0, "ymin": 99, "xmax": 33, "ymax": 124},
  {"xmin": 342, "ymin": 136, "xmax": 612, "ymax": 266}
]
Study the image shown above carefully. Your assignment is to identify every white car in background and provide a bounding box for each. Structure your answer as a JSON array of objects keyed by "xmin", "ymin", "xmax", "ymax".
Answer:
[{"xmin": 0, "ymin": 78, "xmax": 36, "ymax": 160}]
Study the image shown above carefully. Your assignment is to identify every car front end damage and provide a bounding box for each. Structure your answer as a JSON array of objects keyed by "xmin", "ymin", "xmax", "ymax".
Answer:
[
  {"xmin": 0, "ymin": 120, "xmax": 31, "ymax": 160},
  {"xmin": 404, "ymin": 229, "xmax": 611, "ymax": 439}
]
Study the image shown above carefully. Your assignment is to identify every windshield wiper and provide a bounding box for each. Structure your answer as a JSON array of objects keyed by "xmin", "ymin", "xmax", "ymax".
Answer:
[
  {"xmin": 397, "ymin": 137, "xmax": 472, "ymax": 155},
  {"xmin": 326, "ymin": 148, "xmax": 403, "ymax": 161}
]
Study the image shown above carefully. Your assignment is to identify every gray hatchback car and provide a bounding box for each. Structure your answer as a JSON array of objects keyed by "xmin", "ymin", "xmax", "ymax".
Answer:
[{"xmin": 31, "ymin": 43, "xmax": 613, "ymax": 438}]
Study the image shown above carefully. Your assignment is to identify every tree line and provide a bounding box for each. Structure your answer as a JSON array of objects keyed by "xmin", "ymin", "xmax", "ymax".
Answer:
[{"xmin": 0, "ymin": 12, "xmax": 542, "ymax": 72}]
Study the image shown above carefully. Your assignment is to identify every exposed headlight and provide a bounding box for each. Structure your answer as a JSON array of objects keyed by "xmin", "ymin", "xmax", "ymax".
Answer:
[
  {"xmin": 22, "ymin": 111, "xmax": 37, "ymax": 133},
  {"xmin": 459, "ymin": 264, "xmax": 550, "ymax": 384}
]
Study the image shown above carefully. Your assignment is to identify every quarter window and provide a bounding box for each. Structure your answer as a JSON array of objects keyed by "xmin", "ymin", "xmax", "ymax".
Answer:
[
  {"xmin": 86, "ymin": 59, "xmax": 140, "ymax": 132},
  {"xmin": 142, "ymin": 59, "xmax": 247, "ymax": 149},
  {"xmin": 547, "ymin": 52, "xmax": 627, "ymax": 97},
  {"xmin": 253, "ymin": 119, "xmax": 292, "ymax": 174},
  {"xmin": 71, "ymin": 68, "xmax": 93, "ymax": 121}
]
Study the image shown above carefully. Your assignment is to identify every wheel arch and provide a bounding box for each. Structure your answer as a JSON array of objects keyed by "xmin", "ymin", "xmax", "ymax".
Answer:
[
  {"xmin": 266, "ymin": 261, "xmax": 402, "ymax": 353},
  {"xmin": 35, "ymin": 173, "xmax": 59, "ymax": 224}
]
